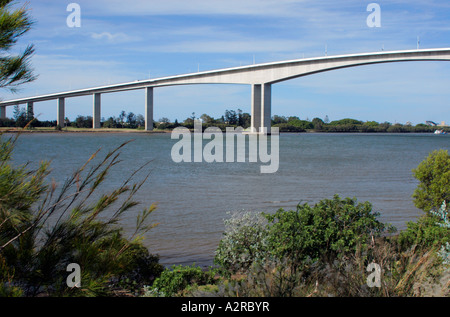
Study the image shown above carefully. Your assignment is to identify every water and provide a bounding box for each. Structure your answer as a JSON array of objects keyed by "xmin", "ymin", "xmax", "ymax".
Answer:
[{"xmin": 8, "ymin": 132, "xmax": 450, "ymax": 267}]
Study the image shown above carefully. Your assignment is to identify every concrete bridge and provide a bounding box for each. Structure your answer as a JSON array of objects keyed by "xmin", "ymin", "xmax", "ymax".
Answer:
[{"xmin": 1, "ymin": 47, "xmax": 450, "ymax": 133}]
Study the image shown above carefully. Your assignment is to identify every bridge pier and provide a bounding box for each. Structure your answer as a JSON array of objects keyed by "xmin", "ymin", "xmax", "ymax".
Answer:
[
  {"xmin": 262, "ymin": 84, "xmax": 272, "ymax": 134},
  {"xmin": 251, "ymin": 84, "xmax": 262, "ymax": 133},
  {"xmin": 250, "ymin": 83, "xmax": 271, "ymax": 134},
  {"xmin": 93, "ymin": 93, "xmax": 101, "ymax": 129},
  {"xmin": 57, "ymin": 98, "xmax": 65, "ymax": 127},
  {"xmin": 0, "ymin": 106, "xmax": 6, "ymax": 119},
  {"xmin": 27, "ymin": 102, "xmax": 34, "ymax": 121},
  {"xmin": 145, "ymin": 87, "xmax": 153, "ymax": 131}
]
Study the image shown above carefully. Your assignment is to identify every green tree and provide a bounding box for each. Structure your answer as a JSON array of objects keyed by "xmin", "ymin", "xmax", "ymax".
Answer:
[
  {"xmin": 224, "ymin": 110, "xmax": 238, "ymax": 125},
  {"xmin": 238, "ymin": 111, "xmax": 251, "ymax": 128},
  {"xmin": 118, "ymin": 110, "xmax": 126, "ymax": 126},
  {"xmin": 311, "ymin": 117, "xmax": 325, "ymax": 130},
  {"xmin": 12, "ymin": 105, "xmax": 27, "ymax": 127},
  {"xmin": 272, "ymin": 115, "xmax": 287, "ymax": 125},
  {"xmin": 74, "ymin": 115, "xmax": 92, "ymax": 128},
  {"xmin": 412, "ymin": 149, "xmax": 450, "ymax": 213},
  {"xmin": 200, "ymin": 114, "xmax": 214, "ymax": 125},
  {"xmin": 136, "ymin": 114, "xmax": 145, "ymax": 127},
  {"xmin": 329, "ymin": 118, "xmax": 363, "ymax": 126},
  {"xmin": 126, "ymin": 111, "xmax": 136, "ymax": 127},
  {"xmin": 103, "ymin": 116, "xmax": 118, "ymax": 128},
  {"xmin": 0, "ymin": 0, "xmax": 36, "ymax": 92}
]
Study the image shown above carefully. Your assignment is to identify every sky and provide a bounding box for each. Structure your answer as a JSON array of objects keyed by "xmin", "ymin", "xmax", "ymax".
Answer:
[{"xmin": 3, "ymin": 0, "xmax": 450, "ymax": 125}]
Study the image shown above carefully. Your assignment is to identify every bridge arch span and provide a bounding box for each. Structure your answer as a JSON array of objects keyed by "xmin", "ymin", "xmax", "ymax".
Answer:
[{"xmin": 1, "ymin": 48, "xmax": 450, "ymax": 133}]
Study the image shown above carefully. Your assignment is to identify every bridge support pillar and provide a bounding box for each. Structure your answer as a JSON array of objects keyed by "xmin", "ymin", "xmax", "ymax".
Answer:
[
  {"xmin": 93, "ymin": 93, "xmax": 101, "ymax": 129},
  {"xmin": 27, "ymin": 102, "xmax": 34, "ymax": 121},
  {"xmin": 145, "ymin": 87, "xmax": 153, "ymax": 131},
  {"xmin": 250, "ymin": 83, "xmax": 271, "ymax": 134},
  {"xmin": 251, "ymin": 84, "xmax": 261, "ymax": 133},
  {"xmin": 0, "ymin": 106, "xmax": 6, "ymax": 119},
  {"xmin": 57, "ymin": 98, "xmax": 65, "ymax": 127},
  {"xmin": 261, "ymin": 84, "xmax": 272, "ymax": 134}
]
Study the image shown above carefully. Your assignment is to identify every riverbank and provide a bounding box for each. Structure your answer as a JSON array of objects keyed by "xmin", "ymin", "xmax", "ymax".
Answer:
[
  {"xmin": 0, "ymin": 126, "xmax": 447, "ymax": 134},
  {"xmin": 0, "ymin": 127, "xmax": 171, "ymax": 133}
]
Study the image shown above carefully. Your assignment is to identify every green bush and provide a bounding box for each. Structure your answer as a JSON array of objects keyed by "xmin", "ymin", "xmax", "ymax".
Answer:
[
  {"xmin": 150, "ymin": 264, "xmax": 217, "ymax": 297},
  {"xmin": 214, "ymin": 211, "xmax": 268, "ymax": 274},
  {"xmin": 398, "ymin": 202, "xmax": 450, "ymax": 264},
  {"xmin": 397, "ymin": 212, "xmax": 450, "ymax": 252},
  {"xmin": 264, "ymin": 195, "xmax": 394, "ymax": 270},
  {"xmin": 412, "ymin": 149, "xmax": 450, "ymax": 213},
  {"xmin": 215, "ymin": 195, "xmax": 394, "ymax": 275}
]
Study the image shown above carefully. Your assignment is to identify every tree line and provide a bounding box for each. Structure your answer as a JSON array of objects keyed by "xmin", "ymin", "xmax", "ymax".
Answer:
[
  {"xmin": 1, "ymin": 105, "xmax": 447, "ymax": 133},
  {"xmin": 271, "ymin": 116, "xmax": 450, "ymax": 133}
]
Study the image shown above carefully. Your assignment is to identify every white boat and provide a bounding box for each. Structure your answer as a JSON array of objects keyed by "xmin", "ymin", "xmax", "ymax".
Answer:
[{"xmin": 434, "ymin": 129, "xmax": 446, "ymax": 134}]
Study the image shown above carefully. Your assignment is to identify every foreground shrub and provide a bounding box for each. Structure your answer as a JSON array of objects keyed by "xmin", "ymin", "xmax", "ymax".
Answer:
[
  {"xmin": 214, "ymin": 211, "xmax": 268, "ymax": 274},
  {"xmin": 215, "ymin": 195, "xmax": 394, "ymax": 277},
  {"xmin": 412, "ymin": 149, "xmax": 450, "ymax": 213},
  {"xmin": 148, "ymin": 264, "xmax": 217, "ymax": 297},
  {"xmin": 397, "ymin": 212, "xmax": 450, "ymax": 253},
  {"xmin": 431, "ymin": 202, "xmax": 450, "ymax": 265},
  {"xmin": 0, "ymin": 134, "xmax": 161, "ymax": 296},
  {"xmin": 264, "ymin": 195, "xmax": 394, "ymax": 272}
]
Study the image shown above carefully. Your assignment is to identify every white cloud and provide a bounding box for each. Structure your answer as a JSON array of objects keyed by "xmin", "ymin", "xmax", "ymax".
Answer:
[{"xmin": 90, "ymin": 31, "xmax": 140, "ymax": 43}]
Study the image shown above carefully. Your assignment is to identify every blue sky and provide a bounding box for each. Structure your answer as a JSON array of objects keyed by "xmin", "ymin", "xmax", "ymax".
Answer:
[{"xmin": 4, "ymin": 0, "xmax": 450, "ymax": 124}]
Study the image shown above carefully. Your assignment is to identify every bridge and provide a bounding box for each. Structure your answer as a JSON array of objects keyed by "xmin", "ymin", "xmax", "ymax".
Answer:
[{"xmin": 1, "ymin": 47, "xmax": 450, "ymax": 133}]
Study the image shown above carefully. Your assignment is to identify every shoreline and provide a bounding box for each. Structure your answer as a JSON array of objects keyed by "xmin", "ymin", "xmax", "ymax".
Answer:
[
  {"xmin": 0, "ymin": 127, "xmax": 172, "ymax": 134},
  {"xmin": 0, "ymin": 126, "xmax": 447, "ymax": 135}
]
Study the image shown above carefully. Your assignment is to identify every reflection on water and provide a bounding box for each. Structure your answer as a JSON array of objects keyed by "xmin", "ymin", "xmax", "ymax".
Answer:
[{"xmin": 9, "ymin": 132, "xmax": 450, "ymax": 267}]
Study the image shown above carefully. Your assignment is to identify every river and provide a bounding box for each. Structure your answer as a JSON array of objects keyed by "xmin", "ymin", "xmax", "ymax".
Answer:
[{"xmin": 8, "ymin": 131, "xmax": 450, "ymax": 267}]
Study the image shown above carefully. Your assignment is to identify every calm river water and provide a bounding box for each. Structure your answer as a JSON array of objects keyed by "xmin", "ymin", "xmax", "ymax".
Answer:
[{"xmin": 8, "ymin": 132, "xmax": 450, "ymax": 267}]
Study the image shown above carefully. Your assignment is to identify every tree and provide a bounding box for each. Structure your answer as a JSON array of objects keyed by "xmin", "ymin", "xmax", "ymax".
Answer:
[
  {"xmin": 272, "ymin": 115, "xmax": 287, "ymax": 125},
  {"xmin": 239, "ymin": 112, "xmax": 251, "ymax": 129},
  {"xmin": 287, "ymin": 116, "xmax": 300, "ymax": 122},
  {"xmin": 311, "ymin": 117, "xmax": 325, "ymax": 130},
  {"xmin": 74, "ymin": 115, "xmax": 92, "ymax": 128},
  {"xmin": 200, "ymin": 114, "xmax": 214, "ymax": 125},
  {"xmin": 412, "ymin": 149, "xmax": 450, "ymax": 213},
  {"xmin": 126, "ymin": 112, "xmax": 136, "ymax": 127},
  {"xmin": 103, "ymin": 116, "xmax": 118, "ymax": 128},
  {"xmin": 158, "ymin": 117, "xmax": 170, "ymax": 124},
  {"xmin": 224, "ymin": 110, "xmax": 237, "ymax": 125},
  {"xmin": 329, "ymin": 118, "xmax": 363, "ymax": 126},
  {"xmin": 118, "ymin": 110, "xmax": 126, "ymax": 125},
  {"xmin": 0, "ymin": 1, "xmax": 36, "ymax": 92},
  {"xmin": 12, "ymin": 105, "xmax": 26, "ymax": 127},
  {"xmin": 136, "ymin": 114, "xmax": 145, "ymax": 127}
]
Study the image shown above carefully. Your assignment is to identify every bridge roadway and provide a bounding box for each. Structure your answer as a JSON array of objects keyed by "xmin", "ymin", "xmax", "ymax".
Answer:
[{"xmin": 1, "ymin": 48, "xmax": 450, "ymax": 133}]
